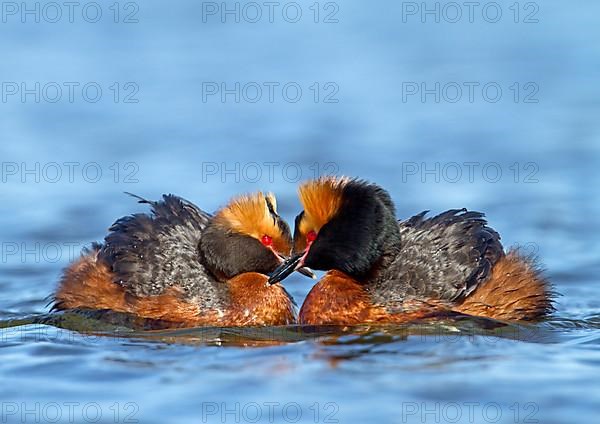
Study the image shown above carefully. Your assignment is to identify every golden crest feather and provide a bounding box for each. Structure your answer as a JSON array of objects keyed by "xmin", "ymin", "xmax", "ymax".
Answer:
[
  {"xmin": 215, "ymin": 192, "xmax": 290, "ymax": 254},
  {"xmin": 297, "ymin": 176, "xmax": 348, "ymax": 235}
]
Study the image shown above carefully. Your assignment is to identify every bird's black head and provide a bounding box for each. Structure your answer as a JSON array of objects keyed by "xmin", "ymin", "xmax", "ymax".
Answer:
[
  {"xmin": 199, "ymin": 193, "xmax": 295, "ymax": 281},
  {"xmin": 268, "ymin": 177, "xmax": 401, "ymax": 284}
]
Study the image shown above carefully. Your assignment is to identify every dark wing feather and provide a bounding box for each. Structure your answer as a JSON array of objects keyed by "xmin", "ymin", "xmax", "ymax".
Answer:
[
  {"xmin": 98, "ymin": 194, "xmax": 226, "ymax": 308},
  {"xmin": 370, "ymin": 209, "xmax": 504, "ymax": 309}
]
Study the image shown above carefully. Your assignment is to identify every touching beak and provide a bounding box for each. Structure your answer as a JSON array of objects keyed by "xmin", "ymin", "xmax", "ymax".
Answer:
[
  {"xmin": 271, "ymin": 248, "xmax": 315, "ymax": 284},
  {"xmin": 269, "ymin": 251, "xmax": 309, "ymax": 285}
]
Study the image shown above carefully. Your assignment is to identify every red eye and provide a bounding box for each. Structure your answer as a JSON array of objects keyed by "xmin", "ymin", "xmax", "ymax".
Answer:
[
  {"xmin": 261, "ymin": 235, "xmax": 273, "ymax": 247},
  {"xmin": 306, "ymin": 230, "xmax": 317, "ymax": 243}
]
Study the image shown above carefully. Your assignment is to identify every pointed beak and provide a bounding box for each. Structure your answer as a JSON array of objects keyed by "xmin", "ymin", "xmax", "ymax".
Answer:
[
  {"xmin": 272, "ymin": 250, "xmax": 316, "ymax": 283},
  {"xmin": 297, "ymin": 265, "xmax": 316, "ymax": 280},
  {"xmin": 268, "ymin": 251, "xmax": 309, "ymax": 285}
]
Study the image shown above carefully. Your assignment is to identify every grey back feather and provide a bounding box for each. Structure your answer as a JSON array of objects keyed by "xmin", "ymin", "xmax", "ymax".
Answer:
[
  {"xmin": 98, "ymin": 194, "xmax": 229, "ymax": 309},
  {"xmin": 369, "ymin": 209, "xmax": 504, "ymax": 310}
]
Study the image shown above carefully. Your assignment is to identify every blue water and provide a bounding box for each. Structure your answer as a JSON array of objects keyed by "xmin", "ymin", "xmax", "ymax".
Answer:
[{"xmin": 1, "ymin": 1, "xmax": 599, "ymax": 423}]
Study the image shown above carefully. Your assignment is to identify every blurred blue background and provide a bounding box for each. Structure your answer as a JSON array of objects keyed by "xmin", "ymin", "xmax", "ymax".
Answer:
[{"xmin": 1, "ymin": 1, "xmax": 599, "ymax": 423}]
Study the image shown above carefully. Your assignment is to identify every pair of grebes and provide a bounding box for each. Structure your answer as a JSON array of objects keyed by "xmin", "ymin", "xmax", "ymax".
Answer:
[{"xmin": 54, "ymin": 177, "xmax": 553, "ymax": 326}]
